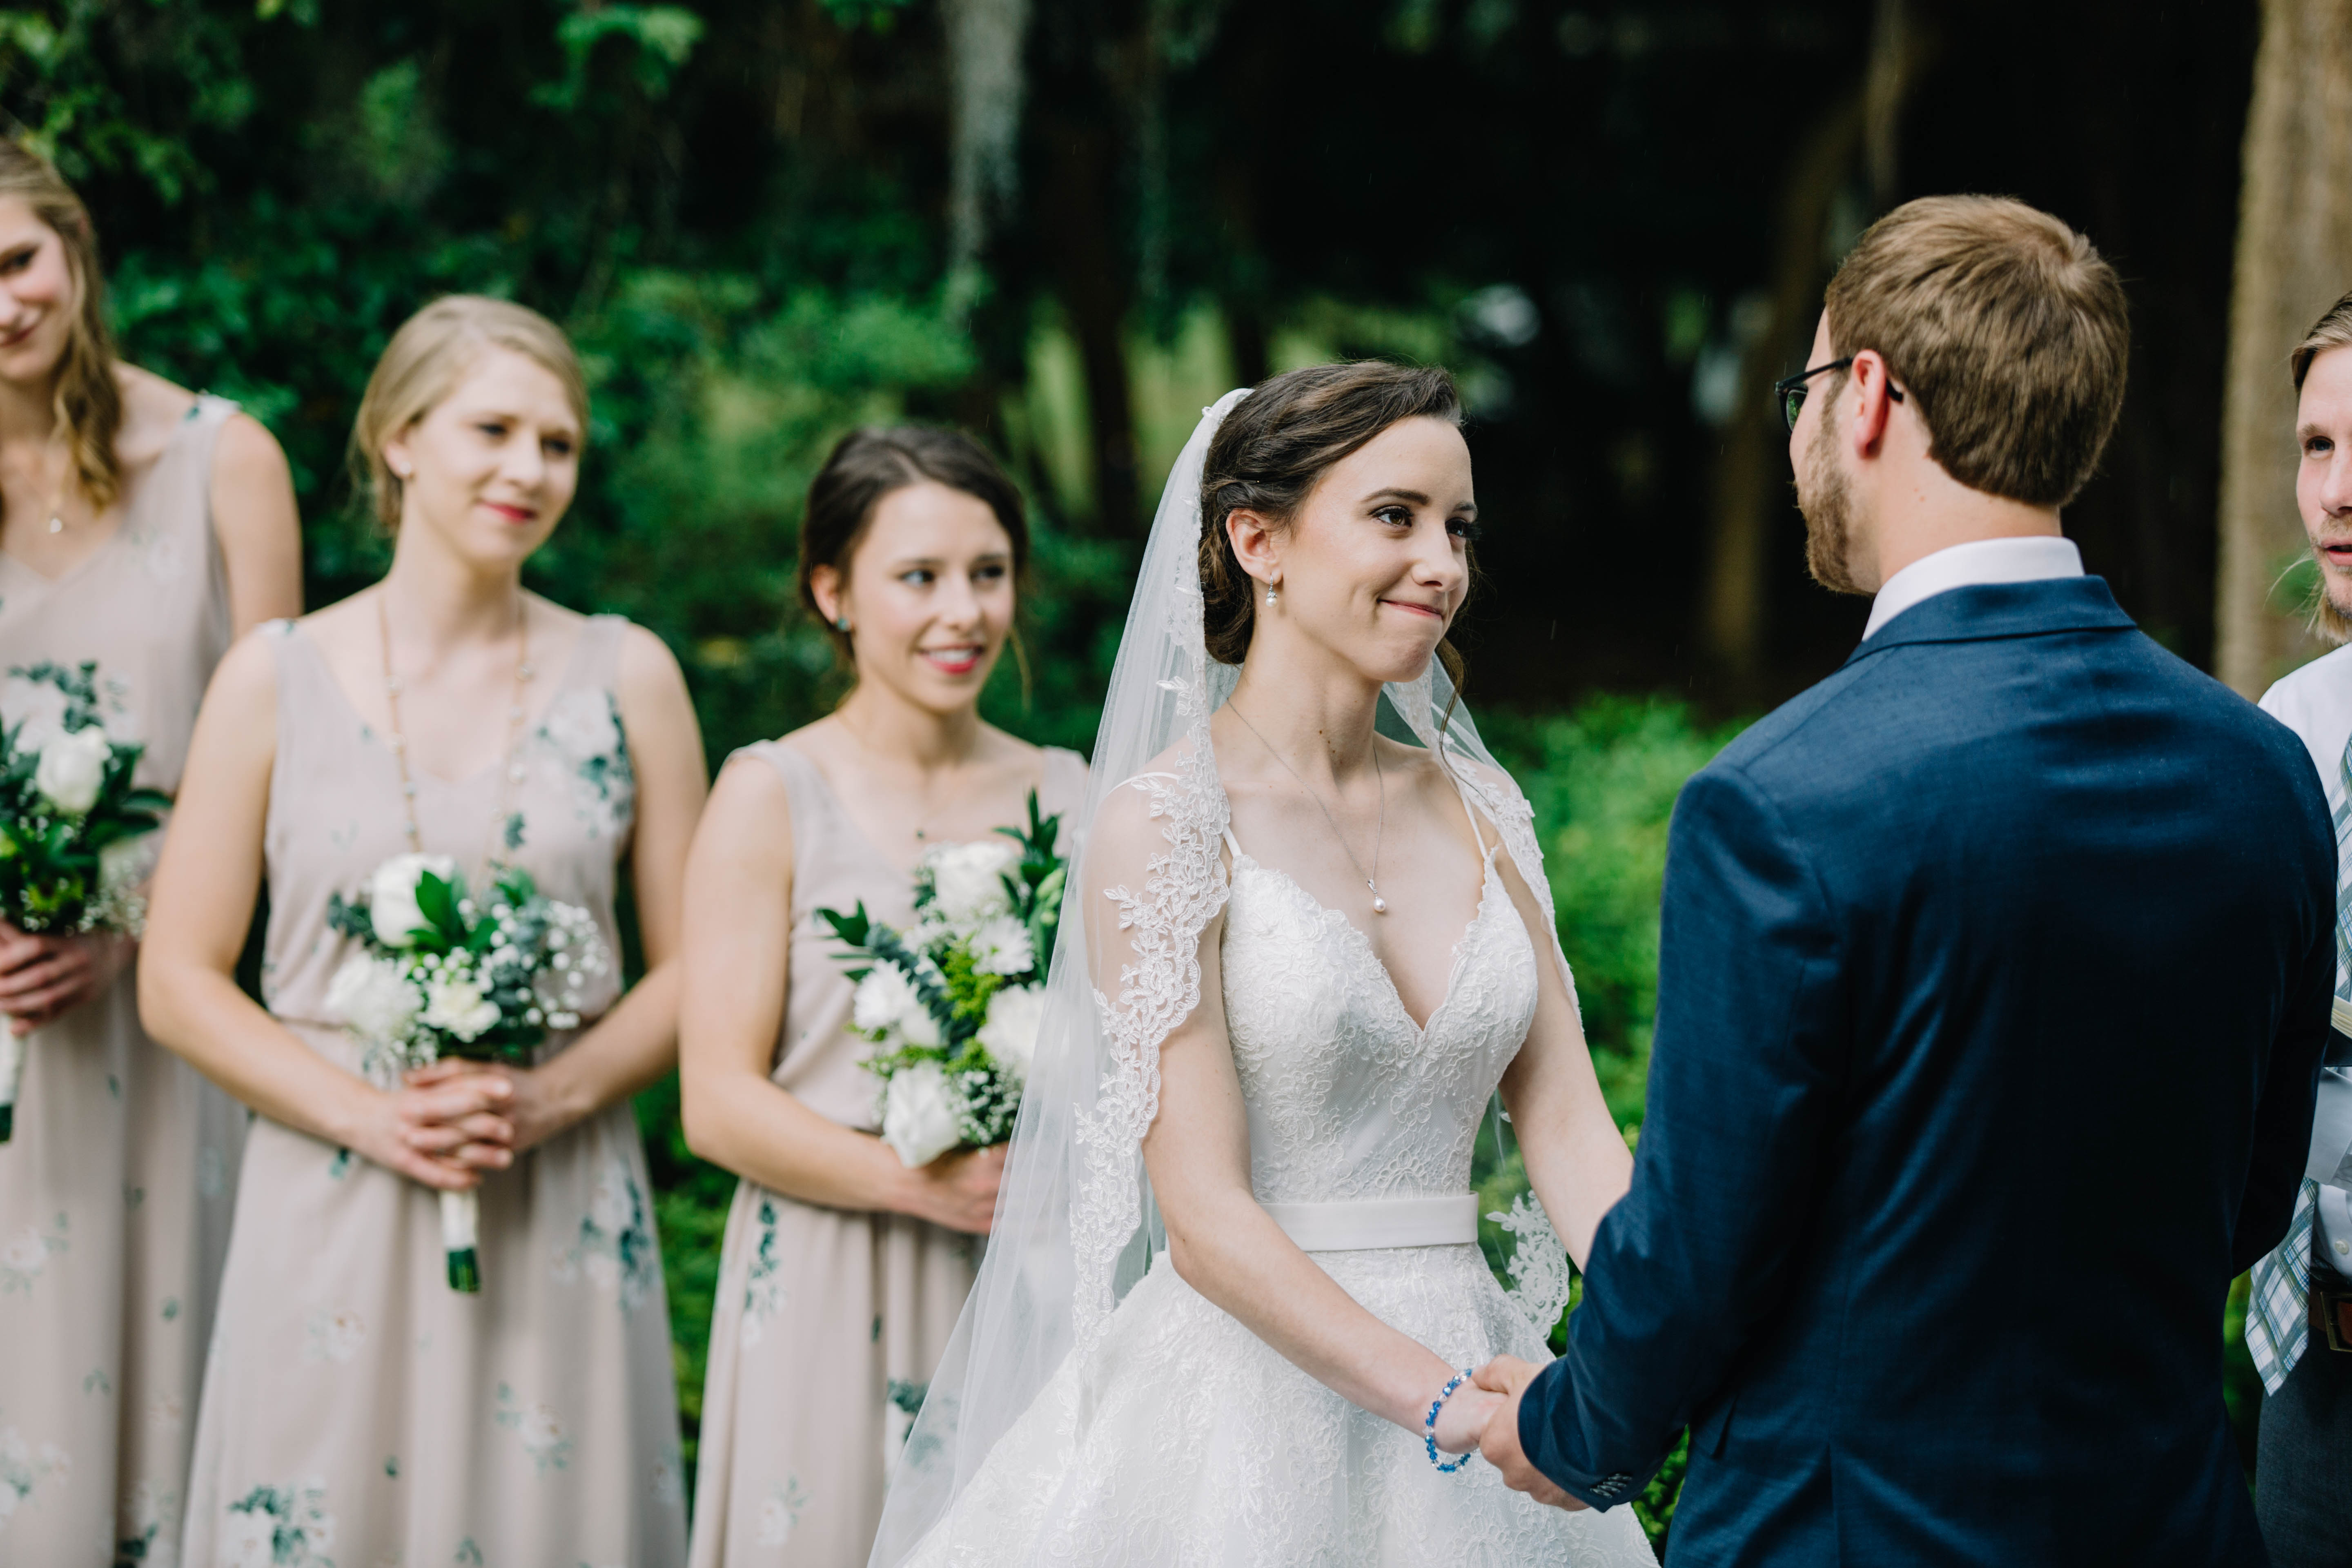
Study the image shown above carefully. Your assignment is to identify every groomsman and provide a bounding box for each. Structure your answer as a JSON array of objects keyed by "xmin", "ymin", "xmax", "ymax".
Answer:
[
  {"xmin": 2248, "ymin": 287, "xmax": 2352, "ymax": 1568},
  {"xmin": 1479, "ymin": 196, "xmax": 2336, "ymax": 1566}
]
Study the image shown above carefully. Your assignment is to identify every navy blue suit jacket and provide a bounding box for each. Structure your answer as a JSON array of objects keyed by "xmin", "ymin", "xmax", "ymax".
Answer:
[{"xmin": 1519, "ymin": 578, "xmax": 2336, "ymax": 1565}]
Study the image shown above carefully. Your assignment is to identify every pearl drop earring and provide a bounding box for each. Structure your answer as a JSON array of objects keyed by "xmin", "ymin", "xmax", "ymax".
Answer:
[{"xmin": 1266, "ymin": 582, "xmax": 1279, "ymax": 608}]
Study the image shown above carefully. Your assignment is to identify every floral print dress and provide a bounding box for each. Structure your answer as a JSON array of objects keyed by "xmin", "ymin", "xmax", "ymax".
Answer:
[
  {"xmin": 0, "ymin": 396, "xmax": 247, "ymax": 1566},
  {"xmin": 176, "ymin": 613, "xmax": 686, "ymax": 1568},
  {"xmin": 686, "ymin": 739, "xmax": 1087, "ymax": 1568}
]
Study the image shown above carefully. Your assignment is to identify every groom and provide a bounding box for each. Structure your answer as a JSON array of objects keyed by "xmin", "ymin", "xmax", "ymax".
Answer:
[{"xmin": 1477, "ymin": 195, "xmax": 2339, "ymax": 1563}]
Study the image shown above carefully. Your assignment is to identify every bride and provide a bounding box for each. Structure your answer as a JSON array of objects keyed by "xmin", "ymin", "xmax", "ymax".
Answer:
[{"xmin": 870, "ymin": 364, "xmax": 1656, "ymax": 1566}]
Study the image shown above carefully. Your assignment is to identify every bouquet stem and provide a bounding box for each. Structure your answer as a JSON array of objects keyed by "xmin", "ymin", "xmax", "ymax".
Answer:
[
  {"xmin": 0, "ymin": 1030, "xmax": 20, "ymax": 1143},
  {"xmin": 441, "ymin": 1188, "xmax": 481, "ymax": 1293}
]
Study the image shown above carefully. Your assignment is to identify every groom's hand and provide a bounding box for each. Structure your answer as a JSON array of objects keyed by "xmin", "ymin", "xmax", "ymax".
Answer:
[{"xmin": 1474, "ymin": 1356, "xmax": 1586, "ymax": 1512}]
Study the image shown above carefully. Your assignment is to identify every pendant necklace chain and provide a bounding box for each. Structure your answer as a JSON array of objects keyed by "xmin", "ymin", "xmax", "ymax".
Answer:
[
  {"xmin": 376, "ymin": 591, "xmax": 536, "ymax": 883},
  {"xmin": 1227, "ymin": 700, "xmax": 1389, "ymax": 914},
  {"xmin": 35, "ymin": 426, "xmax": 69, "ymax": 535},
  {"xmin": 842, "ymin": 711, "xmax": 974, "ymax": 847}
]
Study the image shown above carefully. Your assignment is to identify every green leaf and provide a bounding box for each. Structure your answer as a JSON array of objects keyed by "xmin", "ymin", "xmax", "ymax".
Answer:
[
  {"xmin": 412, "ymin": 869, "xmax": 465, "ymax": 946},
  {"xmin": 817, "ymin": 902, "xmax": 872, "ymax": 949}
]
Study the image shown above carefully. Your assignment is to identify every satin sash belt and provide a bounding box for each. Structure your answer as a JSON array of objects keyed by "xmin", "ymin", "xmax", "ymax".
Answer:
[{"xmin": 1261, "ymin": 1194, "xmax": 1480, "ymax": 1251}]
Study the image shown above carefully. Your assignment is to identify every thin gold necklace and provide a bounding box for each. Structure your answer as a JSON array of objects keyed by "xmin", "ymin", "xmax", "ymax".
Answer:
[
  {"xmin": 1226, "ymin": 700, "xmax": 1388, "ymax": 914},
  {"xmin": 376, "ymin": 592, "xmax": 536, "ymax": 884},
  {"xmin": 842, "ymin": 712, "xmax": 978, "ymax": 846}
]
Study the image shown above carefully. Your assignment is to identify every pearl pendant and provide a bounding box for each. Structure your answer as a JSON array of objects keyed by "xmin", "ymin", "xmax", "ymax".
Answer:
[
  {"xmin": 45, "ymin": 515, "xmax": 61, "ymax": 534},
  {"xmin": 1370, "ymin": 884, "xmax": 1388, "ymax": 915}
]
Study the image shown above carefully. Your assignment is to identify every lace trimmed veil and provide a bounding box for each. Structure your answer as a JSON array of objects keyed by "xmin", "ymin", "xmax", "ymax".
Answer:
[{"xmin": 869, "ymin": 389, "xmax": 1581, "ymax": 1564}]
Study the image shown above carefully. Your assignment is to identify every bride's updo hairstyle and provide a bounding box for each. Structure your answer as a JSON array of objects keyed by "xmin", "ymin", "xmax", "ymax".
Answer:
[
  {"xmin": 1198, "ymin": 361, "xmax": 1464, "ymax": 669},
  {"xmin": 796, "ymin": 425, "xmax": 1030, "ymax": 668}
]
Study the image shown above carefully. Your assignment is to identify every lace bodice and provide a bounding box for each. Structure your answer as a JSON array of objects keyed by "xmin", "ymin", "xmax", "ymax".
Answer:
[{"xmin": 1221, "ymin": 836, "xmax": 1538, "ymax": 1205}]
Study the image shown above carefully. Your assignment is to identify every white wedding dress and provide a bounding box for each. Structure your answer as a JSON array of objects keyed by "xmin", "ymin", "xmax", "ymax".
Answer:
[{"xmin": 899, "ymin": 793, "xmax": 1657, "ymax": 1566}]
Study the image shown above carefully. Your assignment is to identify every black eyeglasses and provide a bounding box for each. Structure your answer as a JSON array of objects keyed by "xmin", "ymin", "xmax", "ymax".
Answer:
[{"xmin": 1772, "ymin": 357, "xmax": 1904, "ymax": 432}]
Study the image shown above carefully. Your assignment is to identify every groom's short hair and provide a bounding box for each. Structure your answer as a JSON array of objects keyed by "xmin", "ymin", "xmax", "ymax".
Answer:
[{"xmin": 1825, "ymin": 195, "xmax": 2128, "ymax": 508}]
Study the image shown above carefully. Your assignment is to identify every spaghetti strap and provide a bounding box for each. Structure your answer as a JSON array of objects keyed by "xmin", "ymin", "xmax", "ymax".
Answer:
[{"xmin": 1221, "ymin": 824, "xmax": 1246, "ymax": 862}]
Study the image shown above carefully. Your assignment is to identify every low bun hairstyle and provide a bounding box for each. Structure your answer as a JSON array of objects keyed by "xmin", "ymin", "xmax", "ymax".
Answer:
[
  {"xmin": 1198, "ymin": 361, "xmax": 1463, "ymax": 668},
  {"xmin": 796, "ymin": 426, "xmax": 1030, "ymax": 667}
]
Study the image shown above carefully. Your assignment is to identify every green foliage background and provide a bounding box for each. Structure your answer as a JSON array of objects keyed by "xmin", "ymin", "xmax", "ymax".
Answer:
[{"xmin": 0, "ymin": 0, "xmax": 2268, "ymax": 1553}]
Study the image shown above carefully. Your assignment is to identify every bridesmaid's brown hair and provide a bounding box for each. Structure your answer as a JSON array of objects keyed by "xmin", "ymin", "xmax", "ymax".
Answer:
[{"xmin": 0, "ymin": 142, "xmax": 123, "ymax": 513}]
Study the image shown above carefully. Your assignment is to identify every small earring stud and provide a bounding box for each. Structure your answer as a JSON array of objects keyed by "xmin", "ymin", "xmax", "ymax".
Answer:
[{"xmin": 835, "ymin": 616, "xmax": 852, "ymax": 633}]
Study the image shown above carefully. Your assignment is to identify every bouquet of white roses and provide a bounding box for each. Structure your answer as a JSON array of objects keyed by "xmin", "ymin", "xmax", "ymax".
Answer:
[
  {"xmin": 325, "ymin": 852, "xmax": 610, "ymax": 1291},
  {"xmin": 0, "ymin": 659, "xmax": 170, "ymax": 1143},
  {"xmin": 819, "ymin": 791, "xmax": 1066, "ymax": 1168}
]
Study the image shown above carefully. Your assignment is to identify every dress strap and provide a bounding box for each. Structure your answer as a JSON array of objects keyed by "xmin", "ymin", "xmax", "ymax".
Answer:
[
  {"xmin": 1221, "ymin": 824, "xmax": 1246, "ymax": 862},
  {"xmin": 575, "ymin": 613, "xmax": 629, "ymax": 691}
]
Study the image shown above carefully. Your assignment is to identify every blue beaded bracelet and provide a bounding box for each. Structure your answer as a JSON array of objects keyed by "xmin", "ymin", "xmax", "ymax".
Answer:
[{"xmin": 1423, "ymin": 1368, "xmax": 1477, "ymax": 1473}]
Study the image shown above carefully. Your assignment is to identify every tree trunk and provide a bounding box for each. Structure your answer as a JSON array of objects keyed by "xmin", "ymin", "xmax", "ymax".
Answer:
[
  {"xmin": 1042, "ymin": 116, "xmax": 1141, "ymax": 537},
  {"xmin": 942, "ymin": 0, "xmax": 1032, "ymax": 311},
  {"xmin": 1699, "ymin": 96, "xmax": 1862, "ymax": 674},
  {"xmin": 2214, "ymin": 0, "xmax": 2352, "ymax": 695}
]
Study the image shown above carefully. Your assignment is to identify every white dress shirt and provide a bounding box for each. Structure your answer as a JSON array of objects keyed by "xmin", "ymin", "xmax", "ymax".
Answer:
[
  {"xmin": 2261, "ymin": 644, "xmax": 2352, "ymax": 1274},
  {"xmin": 1862, "ymin": 535, "xmax": 2085, "ymax": 641}
]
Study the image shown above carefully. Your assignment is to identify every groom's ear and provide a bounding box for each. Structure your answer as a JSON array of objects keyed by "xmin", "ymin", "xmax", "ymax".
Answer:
[{"xmin": 1226, "ymin": 507, "xmax": 1282, "ymax": 586}]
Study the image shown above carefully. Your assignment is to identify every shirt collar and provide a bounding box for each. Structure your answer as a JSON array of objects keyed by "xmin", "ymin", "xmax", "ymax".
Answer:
[{"xmin": 1862, "ymin": 535, "xmax": 2084, "ymax": 641}]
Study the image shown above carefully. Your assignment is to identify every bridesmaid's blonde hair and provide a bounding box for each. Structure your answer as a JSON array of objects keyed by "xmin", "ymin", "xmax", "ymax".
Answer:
[
  {"xmin": 0, "ymin": 141, "xmax": 123, "ymax": 513},
  {"xmin": 348, "ymin": 295, "xmax": 589, "ymax": 531}
]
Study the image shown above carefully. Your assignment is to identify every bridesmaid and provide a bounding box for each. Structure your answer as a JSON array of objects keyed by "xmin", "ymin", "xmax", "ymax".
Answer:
[
  {"xmin": 140, "ymin": 296, "xmax": 706, "ymax": 1566},
  {"xmin": 680, "ymin": 428, "xmax": 1087, "ymax": 1566},
  {"xmin": 0, "ymin": 143, "xmax": 301, "ymax": 1561}
]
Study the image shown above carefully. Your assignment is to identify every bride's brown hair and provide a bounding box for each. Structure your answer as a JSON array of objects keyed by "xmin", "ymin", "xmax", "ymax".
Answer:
[
  {"xmin": 0, "ymin": 142, "xmax": 123, "ymax": 513},
  {"xmin": 1198, "ymin": 361, "xmax": 1465, "ymax": 674}
]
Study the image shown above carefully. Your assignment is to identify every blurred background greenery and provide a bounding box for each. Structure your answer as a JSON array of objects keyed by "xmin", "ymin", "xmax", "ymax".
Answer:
[{"xmin": 2, "ymin": 0, "xmax": 2310, "ymax": 1548}]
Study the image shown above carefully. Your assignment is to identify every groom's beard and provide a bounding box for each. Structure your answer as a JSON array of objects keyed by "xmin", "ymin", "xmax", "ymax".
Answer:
[
  {"xmin": 1798, "ymin": 412, "xmax": 1865, "ymax": 595},
  {"xmin": 2313, "ymin": 548, "xmax": 2352, "ymax": 646}
]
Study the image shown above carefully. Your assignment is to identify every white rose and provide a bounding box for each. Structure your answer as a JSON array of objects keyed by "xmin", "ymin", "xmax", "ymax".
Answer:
[
  {"xmin": 369, "ymin": 853, "xmax": 459, "ymax": 948},
  {"xmin": 421, "ymin": 975, "xmax": 500, "ymax": 1041},
  {"xmin": 33, "ymin": 724, "xmax": 111, "ymax": 815},
  {"xmin": 880, "ymin": 1060, "xmax": 962, "ymax": 1167},
  {"xmin": 326, "ymin": 955, "xmax": 420, "ymax": 1047},
  {"xmin": 976, "ymin": 983, "xmax": 1047, "ymax": 1082},
  {"xmin": 923, "ymin": 838, "xmax": 1020, "ymax": 925},
  {"xmin": 968, "ymin": 915, "xmax": 1035, "ymax": 978},
  {"xmin": 851, "ymin": 964, "xmax": 940, "ymax": 1047}
]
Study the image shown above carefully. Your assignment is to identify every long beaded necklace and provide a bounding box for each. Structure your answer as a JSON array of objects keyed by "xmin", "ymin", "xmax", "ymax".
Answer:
[
  {"xmin": 376, "ymin": 591, "xmax": 536, "ymax": 881},
  {"xmin": 1226, "ymin": 699, "xmax": 1389, "ymax": 914}
]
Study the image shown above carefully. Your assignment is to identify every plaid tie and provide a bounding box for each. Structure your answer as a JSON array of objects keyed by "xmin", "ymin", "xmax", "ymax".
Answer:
[{"xmin": 2245, "ymin": 728, "xmax": 2352, "ymax": 1393}]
